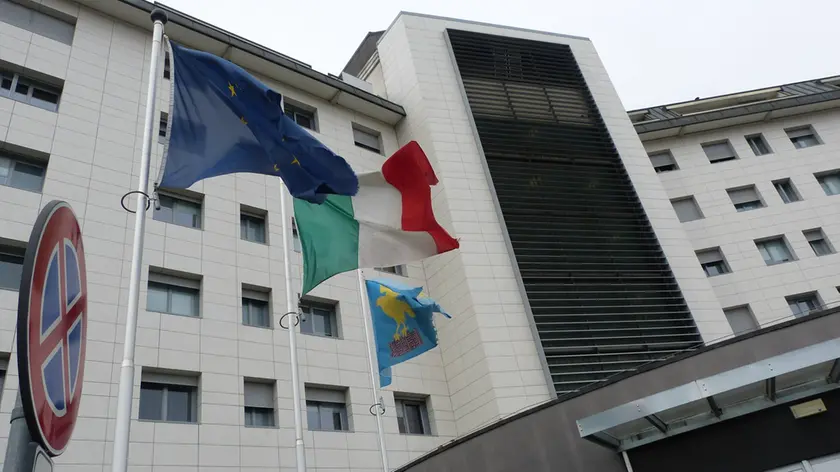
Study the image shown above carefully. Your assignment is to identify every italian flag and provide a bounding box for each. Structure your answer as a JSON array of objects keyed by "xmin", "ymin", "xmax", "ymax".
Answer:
[{"xmin": 293, "ymin": 141, "xmax": 459, "ymax": 294}]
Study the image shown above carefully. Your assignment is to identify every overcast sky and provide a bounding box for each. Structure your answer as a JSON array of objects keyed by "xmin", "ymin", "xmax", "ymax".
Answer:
[{"xmin": 164, "ymin": 0, "xmax": 839, "ymax": 110}]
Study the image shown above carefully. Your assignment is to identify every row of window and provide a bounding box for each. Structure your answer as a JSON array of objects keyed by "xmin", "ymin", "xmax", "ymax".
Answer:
[
  {"xmin": 697, "ymin": 228, "xmax": 833, "ymax": 278},
  {"xmin": 724, "ymin": 290, "xmax": 832, "ymax": 335},
  {"xmin": 0, "ymin": 68, "xmax": 62, "ymax": 113},
  {"xmin": 671, "ymin": 172, "xmax": 840, "ymax": 223},
  {"xmin": 138, "ymin": 371, "xmax": 432, "ymax": 434},
  {"xmin": 649, "ymin": 125, "xmax": 822, "ymax": 173}
]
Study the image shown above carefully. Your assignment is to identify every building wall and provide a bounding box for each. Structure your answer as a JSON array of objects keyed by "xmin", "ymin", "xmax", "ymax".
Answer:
[
  {"xmin": 374, "ymin": 13, "xmax": 728, "ymax": 435},
  {"xmin": 0, "ymin": 1, "xmax": 455, "ymax": 470},
  {"xmin": 642, "ymin": 108, "xmax": 840, "ymax": 329}
]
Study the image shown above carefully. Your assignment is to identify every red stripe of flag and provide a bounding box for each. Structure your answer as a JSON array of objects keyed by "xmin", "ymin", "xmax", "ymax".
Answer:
[{"xmin": 381, "ymin": 141, "xmax": 460, "ymax": 254}]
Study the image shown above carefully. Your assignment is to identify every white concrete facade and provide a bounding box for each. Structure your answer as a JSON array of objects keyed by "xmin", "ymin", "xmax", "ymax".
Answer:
[
  {"xmin": 641, "ymin": 106, "xmax": 840, "ymax": 332},
  {"xmin": 0, "ymin": 2, "xmax": 738, "ymax": 472}
]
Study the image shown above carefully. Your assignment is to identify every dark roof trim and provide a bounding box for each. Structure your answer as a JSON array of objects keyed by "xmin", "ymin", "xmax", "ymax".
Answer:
[
  {"xmin": 395, "ymin": 306, "xmax": 840, "ymax": 471},
  {"xmin": 342, "ymin": 31, "xmax": 384, "ymax": 77},
  {"xmin": 628, "ymin": 74, "xmax": 840, "ymax": 114},
  {"xmin": 120, "ymin": 0, "xmax": 405, "ymax": 118},
  {"xmin": 634, "ymin": 89, "xmax": 840, "ymax": 135}
]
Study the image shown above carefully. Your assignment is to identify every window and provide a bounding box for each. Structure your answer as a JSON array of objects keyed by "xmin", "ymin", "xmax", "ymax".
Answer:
[
  {"xmin": 395, "ymin": 396, "xmax": 431, "ymax": 435},
  {"xmin": 786, "ymin": 126, "xmax": 821, "ymax": 149},
  {"xmin": 376, "ymin": 265, "xmax": 406, "ymax": 277},
  {"xmin": 146, "ymin": 270, "xmax": 200, "ymax": 317},
  {"xmin": 352, "ymin": 124, "xmax": 382, "ymax": 154},
  {"xmin": 756, "ymin": 237, "xmax": 794, "ymax": 265},
  {"xmin": 0, "ymin": 242, "xmax": 25, "ymax": 291},
  {"xmin": 696, "ymin": 248, "xmax": 730, "ymax": 277},
  {"xmin": 284, "ymin": 101, "xmax": 316, "ymax": 131},
  {"xmin": 786, "ymin": 293, "xmax": 821, "ymax": 318},
  {"xmin": 671, "ymin": 197, "xmax": 703, "ymax": 222},
  {"xmin": 0, "ymin": 151, "xmax": 46, "ymax": 193},
  {"xmin": 244, "ymin": 380, "xmax": 276, "ymax": 428},
  {"xmin": 154, "ymin": 193, "xmax": 202, "ymax": 229},
  {"xmin": 0, "ymin": 0, "xmax": 75, "ymax": 45},
  {"xmin": 240, "ymin": 208, "xmax": 266, "ymax": 244},
  {"xmin": 158, "ymin": 112, "xmax": 168, "ymax": 143},
  {"xmin": 299, "ymin": 298, "xmax": 338, "ymax": 338},
  {"xmin": 745, "ymin": 134, "xmax": 771, "ymax": 156},
  {"xmin": 727, "ymin": 186, "xmax": 764, "ymax": 212},
  {"xmin": 723, "ymin": 305, "xmax": 758, "ymax": 335},
  {"xmin": 139, "ymin": 371, "xmax": 199, "ymax": 423},
  {"xmin": 305, "ymin": 387, "xmax": 348, "ymax": 431},
  {"xmin": 702, "ymin": 141, "xmax": 738, "ymax": 163},
  {"xmin": 648, "ymin": 150, "xmax": 678, "ymax": 173},
  {"xmin": 0, "ymin": 68, "xmax": 61, "ymax": 112},
  {"xmin": 804, "ymin": 229, "xmax": 834, "ymax": 256},
  {"xmin": 773, "ymin": 179, "xmax": 801, "ymax": 203},
  {"xmin": 816, "ymin": 171, "xmax": 840, "ymax": 196},
  {"xmin": 291, "ymin": 218, "xmax": 301, "ymax": 253},
  {"xmin": 242, "ymin": 287, "xmax": 271, "ymax": 328},
  {"xmin": 163, "ymin": 51, "xmax": 170, "ymax": 79}
]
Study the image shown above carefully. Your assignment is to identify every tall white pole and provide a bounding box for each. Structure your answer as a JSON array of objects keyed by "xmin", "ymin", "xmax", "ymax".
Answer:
[
  {"xmin": 279, "ymin": 185, "xmax": 308, "ymax": 472},
  {"xmin": 111, "ymin": 9, "xmax": 167, "ymax": 472},
  {"xmin": 356, "ymin": 270, "xmax": 390, "ymax": 472}
]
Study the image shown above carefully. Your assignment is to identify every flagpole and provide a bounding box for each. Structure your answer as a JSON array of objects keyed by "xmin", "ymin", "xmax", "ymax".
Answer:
[
  {"xmin": 356, "ymin": 270, "xmax": 390, "ymax": 472},
  {"xmin": 111, "ymin": 9, "xmax": 167, "ymax": 472},
  {"xmin": 280, "ymin": 185, "xmax": 308, "ymax": 472}
]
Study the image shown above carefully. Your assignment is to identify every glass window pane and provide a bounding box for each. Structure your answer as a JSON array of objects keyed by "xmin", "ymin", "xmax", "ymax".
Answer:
[
  {"xmin": 146, "ymin": 283, "xmax": 169, "ymax": 312},
  {"xmin": 1, "ymin": 76, "xmax": 11, "ymax": 91},
  {"xmin": 169, "ymin": 287, "xmax": 198, "ymax": 316},
  {"xmin": 245, "ymin": 407, "xmax": 275, "ymax": 427},
  {"xmin": 166, "ymin": 386, "xmax": 194, "ymax": 422},
  {"xmin": 173, "ymin": 201, "xmax": 200, "ymax": 228},
  {"xmin": 306, "ymin": 401, "xmax": 321, "ymax": 430},
  {"xmin": 13, "ymin": 79, "xmax": 29, "ymax": 100},
  {"xmin": 154, "ymin": 196, "xmax": 174, "ymax": 223},
  {"xmin": 30, "ymin": 87, "xmax": 59, "ymax": 111},
  {"xmin": 396, "ymin": 402, "xmax": 406, "ymax": 434},
  {"xmin": 0, "ymin": 157, "xmax": 11, "ymax": 184},
  {"xmin": 296, "ymin": 113, "xmax": 312, "ymax": 130},
  {"xmin": 0, "ymin": 252, "xmax": 24, "ymax": 291},
  {"xmin": 405, "ymin": 403, "xmax": 424, "ymax": 434},
  {"xmin": 10, "ymin": 161, "xmax": 44, "ymax": 192},
  {"xmin": 139, "ymin": 383, "xmax": 164, "ymax": 420}
]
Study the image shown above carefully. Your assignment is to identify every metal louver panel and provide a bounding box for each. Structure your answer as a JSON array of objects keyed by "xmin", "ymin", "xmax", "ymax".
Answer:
[{"xmin": 446, "ymin": 29, "xmax": 702, "ymax": 396}]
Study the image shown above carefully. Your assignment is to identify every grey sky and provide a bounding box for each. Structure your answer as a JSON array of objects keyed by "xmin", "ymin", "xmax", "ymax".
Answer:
[{"xmin": 164, "ymin": 0, "xmax": 839, "ymax": 110}]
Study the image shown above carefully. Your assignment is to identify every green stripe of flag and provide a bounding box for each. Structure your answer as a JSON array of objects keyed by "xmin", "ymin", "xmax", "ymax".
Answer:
[{"xmin": 293, "ymin": 194, "xmax": 360, "ymax": 294}]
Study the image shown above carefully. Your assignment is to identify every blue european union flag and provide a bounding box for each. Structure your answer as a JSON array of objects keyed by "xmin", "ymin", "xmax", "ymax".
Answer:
[
  {"xmin": 365, "ymin": 278, "xmax": 451, "ymax": 387},
  {"xmin": 157, "ymin": 41, "xmax": 358, "ymax": 203}
]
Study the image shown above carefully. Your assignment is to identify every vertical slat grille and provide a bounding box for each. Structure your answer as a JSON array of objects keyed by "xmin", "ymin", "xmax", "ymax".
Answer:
[{"xmin": 446, "ymin": 29, "xmax": 702, "ymax": 396}]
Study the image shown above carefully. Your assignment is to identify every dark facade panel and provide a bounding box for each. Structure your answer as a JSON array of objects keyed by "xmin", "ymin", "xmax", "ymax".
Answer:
[{"xmin": 446, "ymin": 29, "xmax": 702, "ymax": 395}]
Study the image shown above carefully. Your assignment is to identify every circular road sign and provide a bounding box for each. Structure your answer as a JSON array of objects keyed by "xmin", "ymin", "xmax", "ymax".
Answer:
[{"xmin": 17, "ymin": 200, "xmax": 87, "ymax": 457}]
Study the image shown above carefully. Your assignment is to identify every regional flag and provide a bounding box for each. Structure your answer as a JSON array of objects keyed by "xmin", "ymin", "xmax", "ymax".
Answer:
[
  {"xmin": 157, "ymin": 41, "xmax": 358, "ymax": 203},
  {"xmin": 365, "ymin": 278, "xmax": 450, "ymax": 387},
  {"xmin": 293, "ymin": 141, "xmax": 459, "ymax": 294}
]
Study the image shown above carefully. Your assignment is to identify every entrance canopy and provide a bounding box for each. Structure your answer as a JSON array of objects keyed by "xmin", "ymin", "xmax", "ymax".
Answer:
[{"xmin": 577, "ymin": 337, "xmax": 840, "ymax": 451}]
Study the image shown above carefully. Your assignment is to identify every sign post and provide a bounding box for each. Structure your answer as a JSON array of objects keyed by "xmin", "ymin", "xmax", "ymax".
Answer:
[{"xmin": 3, "ymin": 200, "xmax": 87, "ymax": 472}]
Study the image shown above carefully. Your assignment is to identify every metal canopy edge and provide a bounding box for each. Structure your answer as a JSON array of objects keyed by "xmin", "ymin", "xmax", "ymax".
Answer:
[{"xmin": 576, "ymin": 337, "xmax": 840, "ymax": 449}]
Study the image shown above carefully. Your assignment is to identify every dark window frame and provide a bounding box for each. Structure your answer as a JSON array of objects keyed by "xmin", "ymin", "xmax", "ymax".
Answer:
[
  {"xmin": 0, "ymin": 150, "xmax": 46, "ymax": 193},
  {"xmin": 0, "ymin": 243, "xmax": 25, "ymax": 291},
  {"xmin": 284, "ymin": 101, "xmax": 317, "ymax": 131},
  {"xmin": 395, "ymin": 396, "xmax": 432, "ymax": 435},
  {"xmin": 0, "ymin": 68, "xmax": 61, "ymax": 112},
  {"xmin": 153, "ymin": 193, "xmax": 203, "ymax": 229},
  {"xmin": 299, "ymin": 298, "xmax": 339, "ymax": 338},
  {"xmin": 773, "ymin": 179, "xmax": 801, "ymax": 203},
  {"xmin": 138, "ymin": 381, "xmax": 198, "ymax": 423},
  {"xmin": 305, "ymin": 399, "xmax": 348, "ymax": 432},
  {"xmin": 240, "ymin": 211, "xmax": 267, "ymax": 244},
  {"xmin": 745, "ymin": 134, "xmax": 772, "ymax": 156},
  {"xmin": 242, "ymin": 296, "xmax": 271, "ymax": 328}
]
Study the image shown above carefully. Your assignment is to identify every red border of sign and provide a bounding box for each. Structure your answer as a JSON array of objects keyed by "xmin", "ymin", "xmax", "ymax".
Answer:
[{"xmin": 17, "ymin": 200, "xmax": 87, "ymax": 457}]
